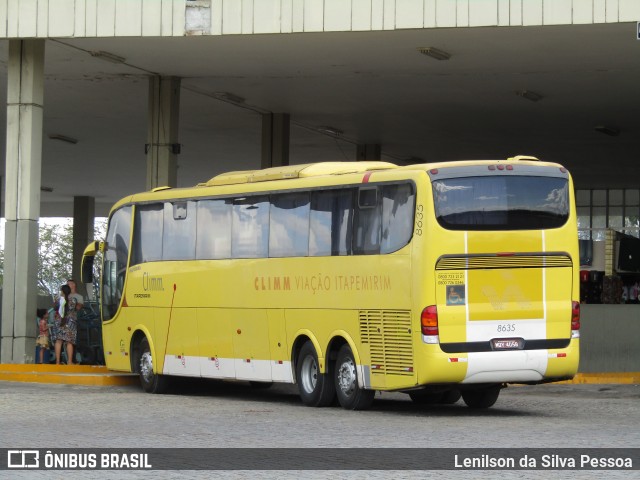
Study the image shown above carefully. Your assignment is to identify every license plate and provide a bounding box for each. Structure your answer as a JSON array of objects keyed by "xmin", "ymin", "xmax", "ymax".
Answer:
[{"xmin": 491, "ymin": 338, "xmax": 524, "ymax": 350}]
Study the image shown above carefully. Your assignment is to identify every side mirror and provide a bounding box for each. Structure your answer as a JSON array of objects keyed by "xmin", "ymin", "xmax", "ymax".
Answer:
[
  {"xmin": 81, "ymin": 255, "xmax": 94, "ymax": 284},
  {"xmin": 81, "ymin": 240, "xmax": 103, "ymax": 284}
]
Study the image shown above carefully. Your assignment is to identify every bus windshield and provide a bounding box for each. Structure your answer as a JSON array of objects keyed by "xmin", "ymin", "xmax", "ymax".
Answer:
[{"xmin": 432, "ymin": 175, "xmax": 569, "ymax": 230}]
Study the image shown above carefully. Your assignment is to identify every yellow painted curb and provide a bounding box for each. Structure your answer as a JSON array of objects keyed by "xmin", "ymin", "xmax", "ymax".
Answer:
[
  {"xmin": 0, "ymin": 364, "xmax": 109, "ymax": 374},
  {"xmin": 557, "ymin": 372, "xmax": 640, "ymax": 385},
  {"xmin": 0, "ymin": 364, "xmax": 138, "ymax": 387}
]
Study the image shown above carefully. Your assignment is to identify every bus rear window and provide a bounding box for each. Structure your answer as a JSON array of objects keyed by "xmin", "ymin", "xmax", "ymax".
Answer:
[{"xmin": 432, "ymin": 176, "xmax": 569, "ymax": 230}]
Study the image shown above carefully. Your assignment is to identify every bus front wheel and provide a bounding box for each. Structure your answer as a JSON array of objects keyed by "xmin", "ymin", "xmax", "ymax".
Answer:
[
  {"xmin": 139, "ymin": 337, "xmax": 169, "ymax": 394},
  {"xmin": 334, "ymin": 345, "xmax": 375, "ymax": 410},
  {"xmin": 461, "ymin": 386, "xmax": 501, "ymax": 409},
  {"xmin": 296, "ymin": 342, "xmax": 335, "ymax": 407}
]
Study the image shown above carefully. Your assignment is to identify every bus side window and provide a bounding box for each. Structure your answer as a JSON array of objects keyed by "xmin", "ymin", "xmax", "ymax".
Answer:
[
  {"xmin": 309, "ymin": 189, "xmax": 354, "ymax": 256},
  {"xmin": 269, "ymin": 193, "xmax": 310, "ymax": 257},
  {"xmin": 354, "ymin": 187, "xmax": 381, "ymax": 255},
  {"xmin": 163, "ymin": 201, "xmax": 196, "ymax": 260},
  {"xmin": 132, "ymin": 204, "xmax": 163, "ymax": 265},
  {"xmin": 232, "ymin": 196, "xmax": 269, "ymax": 258},
  {"xmin": 381, "ymin": 183, "xmax": 415, "ymax": 253},
  {"xmin": 196, "ymin": 199, "xmax": 232, "ymax": 260}
]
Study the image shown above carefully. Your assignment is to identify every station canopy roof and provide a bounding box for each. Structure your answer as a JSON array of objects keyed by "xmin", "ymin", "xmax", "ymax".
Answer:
[{"xmin": 0, "ymin": 22, "xmax": 638, "ymax": 216}]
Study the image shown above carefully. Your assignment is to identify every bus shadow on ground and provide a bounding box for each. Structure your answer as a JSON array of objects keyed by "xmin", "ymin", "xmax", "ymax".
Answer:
[
  {"xmin": 161, "ymin": 377, "xmax": 303, "ymax": 406},
  {"xmin": 151, "ymin": 377, "xmax": 542, "ymax": 418},
  {"xmin": 367, "ymin": 397, "xmax": 541, "ymax": 419}
]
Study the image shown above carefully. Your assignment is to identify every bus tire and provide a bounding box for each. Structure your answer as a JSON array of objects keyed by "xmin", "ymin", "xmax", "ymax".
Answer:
[
  {"xmin": 296, "ymin": 342, "xmax": 335, "ymax": 407},
  {"xmin": 439, "ymin": 389, "xmax": 462, "ymax": 405},
  {"xmin": 139, "ymin": 337, "xmax": 169, "ymax": 394},
  {"xmin": 334, "ymin": 344, "xmax": 375, "ymax": 410},
  {"xmin": 461, "ymin": 386, "xmax": 500, "ymax": 409}
]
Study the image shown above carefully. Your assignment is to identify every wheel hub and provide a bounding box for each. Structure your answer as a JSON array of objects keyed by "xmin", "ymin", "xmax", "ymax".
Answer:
[
  {"xmin": 140, "ymin": 351, "xmax": 153, "ymax": 383},
  {"xmin": 300, "ymin": 355, "xmax": 318, "ymax": 393},
  {"xmin": 337, "ymin": 358, "xmax": 356, "ymax": 396}
]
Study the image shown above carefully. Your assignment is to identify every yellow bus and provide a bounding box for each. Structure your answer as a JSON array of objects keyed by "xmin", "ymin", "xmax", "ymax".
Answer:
[{"xmin": 82, "ymin": 156, "xmax": 580, "ymax": 410}]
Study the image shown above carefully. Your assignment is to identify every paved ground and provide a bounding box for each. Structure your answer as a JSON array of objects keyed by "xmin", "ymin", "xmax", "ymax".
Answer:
[{"xmin": 0, "ymin": 379, "xmax": 638, "ymax": 479}]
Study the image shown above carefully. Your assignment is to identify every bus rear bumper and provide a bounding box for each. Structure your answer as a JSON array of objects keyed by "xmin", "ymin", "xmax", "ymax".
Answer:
[{"xmin": 414, "ymin": 338, "xmax": 579, "ymax": 386}]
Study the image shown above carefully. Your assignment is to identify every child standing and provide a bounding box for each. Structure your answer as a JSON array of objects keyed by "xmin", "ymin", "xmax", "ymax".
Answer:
[{"xmin": 36, "ymin": 309, "xmax": 50, "ymax": 364}]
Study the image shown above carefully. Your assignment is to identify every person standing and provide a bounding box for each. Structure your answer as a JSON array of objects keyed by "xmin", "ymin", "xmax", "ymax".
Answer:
[
  {"xmin": 67, "ymin": 279, "xmax": 84, "ymax": 312},
  {"xmin": 54, "ymin": 284, "xmax": 78, "ymax": 365}
]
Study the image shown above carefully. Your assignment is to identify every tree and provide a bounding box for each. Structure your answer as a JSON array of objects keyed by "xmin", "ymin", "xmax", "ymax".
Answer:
[
  {"xmin": 38, "ymin": 220, "xmax": 74, "ymax": 301},
  {"xmin": 0, "ymin": 218, "xmax": 108, "ymax": 301},
  {"xmin": 37, "ymin": 218, "xmax": 108, "ymax": 301}
]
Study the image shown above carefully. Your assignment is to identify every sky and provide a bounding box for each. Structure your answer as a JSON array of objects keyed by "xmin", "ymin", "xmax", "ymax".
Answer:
[{"xmin": 0, "ymin": 217, "xmax": 107, "ymax": 249}]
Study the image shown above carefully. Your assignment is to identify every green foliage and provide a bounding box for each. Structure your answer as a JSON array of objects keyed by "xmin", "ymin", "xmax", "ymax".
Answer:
[
  {"xmin": 37, "ymin": 219, "xmax": 74, "ymax": 300},
  {"xmin": 0, "ymin": 218, "xmax": 108, "ymax": 301}
]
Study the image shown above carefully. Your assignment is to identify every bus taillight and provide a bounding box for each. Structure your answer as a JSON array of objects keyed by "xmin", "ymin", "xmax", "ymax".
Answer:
[
  {"xmin": 571, "ymin": 301, "xmax": 580, "ymax": 338},
  {"xmin": 421, "ymin": 305, "xmax": 439, "ymax": 337}
]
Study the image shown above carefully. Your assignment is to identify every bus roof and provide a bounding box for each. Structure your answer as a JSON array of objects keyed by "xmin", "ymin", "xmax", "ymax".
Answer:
[
  {"xmin": 396, "ymin": 155, "xmax": 566, "ymax": 172},
  {"xmin": 201, "ymin": 161, "xmax": 398, "ymax": 186},
  {"xmin": 109, "ymin": 155, "xmax": 567, "ymax": 214}
]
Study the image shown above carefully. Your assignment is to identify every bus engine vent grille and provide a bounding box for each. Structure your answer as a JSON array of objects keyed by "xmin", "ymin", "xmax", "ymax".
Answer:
[
  {"xmin": 359, "ymin": 310, "xmax": 414, "ymax": 376},
  {"xmin": 436, "ymin": 253, "xmax": 573, "ymax": 270}
]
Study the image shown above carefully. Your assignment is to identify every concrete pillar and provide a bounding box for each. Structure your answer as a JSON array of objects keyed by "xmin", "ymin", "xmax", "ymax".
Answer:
[
  {"xmin": 71, "ymin": 196, "xmax": 95, "ymax": 298},
  {"xmin": 356, "ymin": 144, "xmax": 381, "ymax": 161},
  {"xmin": 1, "ymin": 40, "xmax": 45, "ymax": 364},
  {"xmin": 146, "ymin": 76, "xmax": 180, "ymax": 190},
  {"xmin": 261, "ymin": 113, "xmax": 290, "ymax": 169}
]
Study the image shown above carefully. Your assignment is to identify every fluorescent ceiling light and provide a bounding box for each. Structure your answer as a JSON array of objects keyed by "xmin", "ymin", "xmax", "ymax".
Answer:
[
  {"xmin": 417, "ymin": 47, "xmax": 451, "ymax": 61},
  {"xmin": 48, "ymin": 134, "xmax": 78, "ymax": 144},
  {"xmin": 516, "ymin": 90, "xmax": 543, "ymax": 102},
  {"xmin": 214, "ymin": 92, "xmax": 246, "ymax": 104},
  {"xmin": 89, "ymin": 50, "xmax": 126, "ymax": 64},
  {"xmin": 594, "ymin": 126, "xmax": 620, "ymax": 136},
  {"xmin": 316, "ymin": 126, "xmax": 343, "ymax": 137}
]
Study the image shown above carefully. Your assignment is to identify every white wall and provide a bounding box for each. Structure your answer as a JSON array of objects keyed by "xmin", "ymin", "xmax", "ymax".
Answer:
[
  {"xmin": 0, "ymin": 0, "xmax": 638, "ymax": 38},
  {"xmin": 0, "ymin": 0, "xmax": 186, "ymax": 38}
]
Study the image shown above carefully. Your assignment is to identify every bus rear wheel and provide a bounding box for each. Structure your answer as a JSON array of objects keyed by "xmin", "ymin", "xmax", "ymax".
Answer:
[
  {"xmin": 334, "ymin": 345, "xmax": 375, "ymax": 410},
  {"xmin": 139, "ymin": 337, "xmax": 169, "ymax": 394},
  {"xmin": 439, "ymin": 389, "xmax": 462, "ymax": 405},
  {"xmin": 296, "ymin": 342, "xmax": 335, "ymax": 407},
  {"xmin": 461, "ymin": 385, "xmax": 501, "ymax": 409}
]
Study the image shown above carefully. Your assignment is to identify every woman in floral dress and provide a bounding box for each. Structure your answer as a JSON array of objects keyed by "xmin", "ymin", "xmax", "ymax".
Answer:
[{"xmin": 54, "ymin": 284, "xmax": 78, "ymax": 365}]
